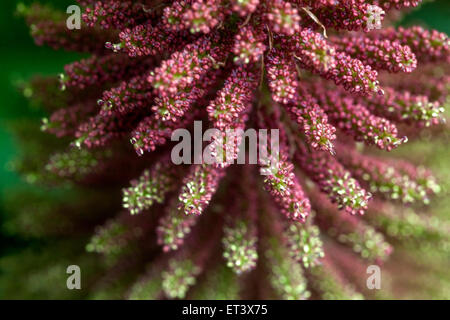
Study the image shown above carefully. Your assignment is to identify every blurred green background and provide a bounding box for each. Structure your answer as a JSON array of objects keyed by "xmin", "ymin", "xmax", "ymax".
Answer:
[
  {"xmin": 0, "ymin": 0, "xmax": 86, "ymax": 254},
  {"xmin": 0, "ymin": 0, "xmax": 449, "ymax": 270}
]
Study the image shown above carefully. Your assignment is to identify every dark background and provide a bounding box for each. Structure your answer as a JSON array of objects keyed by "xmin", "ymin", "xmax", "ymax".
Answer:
[{"xmin": 0, "ymin": 0, "xmax": 449, "ymax": 254}]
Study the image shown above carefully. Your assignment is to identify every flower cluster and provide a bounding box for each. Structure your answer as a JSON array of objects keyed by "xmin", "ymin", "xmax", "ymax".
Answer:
[{"xmin": 14, "ymin": 0, "xmax": 450, "ymax": 300}]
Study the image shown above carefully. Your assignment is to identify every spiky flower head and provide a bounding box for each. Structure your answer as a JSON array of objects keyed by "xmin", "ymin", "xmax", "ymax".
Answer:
[{"xmin": 11, "ymin": 0, "xmax": 450, "ymax": 300}]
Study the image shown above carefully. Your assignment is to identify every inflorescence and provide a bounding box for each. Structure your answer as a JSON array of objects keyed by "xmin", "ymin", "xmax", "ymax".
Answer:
[{"xmin": 16, "ymin": 0, "xmax": 450, "ymax": 299}]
